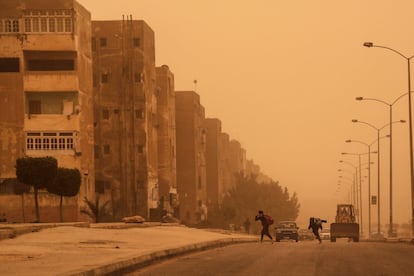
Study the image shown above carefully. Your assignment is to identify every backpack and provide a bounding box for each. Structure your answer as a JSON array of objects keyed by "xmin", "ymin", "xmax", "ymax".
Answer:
[{"xmin": 264, "ymin": 214, "xmax": 274, "ymax": 225}]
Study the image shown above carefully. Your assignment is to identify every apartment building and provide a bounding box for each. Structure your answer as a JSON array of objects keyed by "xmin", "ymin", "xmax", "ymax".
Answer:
[
  {"xmin": 0, "ymin": 0, "xmax": 94, "ymax": 222},
  {"xmin": 156, "ymin": 65, "xmax": 177, "ymax": 217},
  {"xmin": 175, "ymin": 91, "xmax": 207, "ymax": 225},
  {"xmin": 92, "ymin": 19, "xmax": 158, "ymax": 220},
  {"xmin": 220, "ymin": 132, "xmax": 233, "ymax": 196},
  {"xmin": 205, "ymin": 118, "xmax": 223, "ymax": 209},
  {"xmin": 229, "ymin": 139, "xmax": 246, "ymax": 189}
]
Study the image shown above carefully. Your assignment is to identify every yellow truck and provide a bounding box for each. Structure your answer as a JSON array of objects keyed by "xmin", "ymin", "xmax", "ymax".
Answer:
[{"xmin": 330, "ymin": 204, "xmax": 359, "ymax": 242}]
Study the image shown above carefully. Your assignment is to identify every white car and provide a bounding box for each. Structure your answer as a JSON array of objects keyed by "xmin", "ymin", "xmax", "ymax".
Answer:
[{"xmin": 320, "ymin": 229, "xmax": 330, "ymax": 240}]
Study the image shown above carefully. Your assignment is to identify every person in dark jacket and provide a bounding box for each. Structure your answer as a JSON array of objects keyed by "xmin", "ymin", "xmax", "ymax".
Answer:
[
  {"xmin": 255, "ymin": 210, "xmax": 274, "ymax": 243},
  {"xmin": 308, "ymin": 217, "xmax": 323, "ymax": 243}
]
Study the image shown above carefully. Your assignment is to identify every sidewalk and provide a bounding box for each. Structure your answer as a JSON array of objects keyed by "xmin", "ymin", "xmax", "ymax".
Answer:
[{"xmin": 0, "ymin": 223, "xmax": 257, "ymax": 275}]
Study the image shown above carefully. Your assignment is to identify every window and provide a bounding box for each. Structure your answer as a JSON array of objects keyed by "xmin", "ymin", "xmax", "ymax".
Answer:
[
  {"xmin": 135, "ymin": 109, "xmax": 144, "ymax": 119},
  {"xmin": 102, "ymin": 109, "xmax": 109, "ymax": 119},
  {"xmin": 64, "ymin": 18, "xmax": 72, "ymax": 32},
  {"xmin": 25, "ymin": 19, "xmax": 31, "ymax": 32},
  {"xmin": 26, "ymin": 91, "xmax": 78, "ymax": 115},
  {"xmin": 100, "ymin": 38, "xmax": 107, "ymax": 47},
  {"xmin": 32, "ymin": 18, "xmax": 39, "ymax": 32},
  {"xmin": 133, "ymin": 37, "xmax": 140, "ymax": 47},
  {"xmin": 198, "ymin": 176, "xmax": 202, "ymax": 189},
  {"xmin": 101, "ymin": 73, "xmax": 108, "ymax": 83},
  {"xmin": 104, "ymin": 144, "xmax": 110, "ymax": 154},
  {"xmin": 94, "ymin": 145, "xmax": 100, "ymax": 159},
  {"xmin": 134, "ymin": 73, "xmax": 142, "ymax": 83},
  {"xmin": 12, "ymin": 20, "xmax": 19, "ymax": 32},
  {"xmin": 21, "ymin": 9, "xmax": 72, "ymax": 33},
  {"xmin": 40, "ymin": 18, "xmax": 47, "ymax": 32},
  {"xmin": 95, "ymin": 181, "xmax": 105, "ymax": 194},
  {"xmin": 137, "ymin": 145, "xmax": 144, "ymax": 154},
  {"xmin": 26, "ymin": 132, "xmax": 75, "ymax": 151},
  {"xmin": 92, "ymin": 38, "xmax": 96, "ymax": 52},
  {"xmin": 0, "ymin": 58, "xmax": 19, "ymax": 72},
  {"xmin": 27, "ymin": 59, "xmax": 74, "ymax": 71},
  {"xmin": 29, "ymin": 100, "xmax": 41, "ymax": 114},
  {"xmin": 5, "ymin": 20, "xmax": 12, "ymax": 32},
  {"xmin": 56, "ymin": 18, "xmax": 63, "ymax": 32}
]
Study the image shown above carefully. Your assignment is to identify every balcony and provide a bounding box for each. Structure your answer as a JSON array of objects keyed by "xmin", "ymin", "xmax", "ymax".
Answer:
[{"xmin": 24, "ymin": 72, "xmax": 78, "ymax": 91}]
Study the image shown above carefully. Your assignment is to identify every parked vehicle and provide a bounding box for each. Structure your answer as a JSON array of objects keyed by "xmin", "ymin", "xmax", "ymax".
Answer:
[
  {"xmin": 320, "ymin": 229, "xmax": 331, "ymax": 240},
  {"xmin": 275, "ymin": 221, "xmax": 299, "ymax": 242},
  {"xmin": 298, "ymin": 229, "xmax": 314, "ymax": 241}
]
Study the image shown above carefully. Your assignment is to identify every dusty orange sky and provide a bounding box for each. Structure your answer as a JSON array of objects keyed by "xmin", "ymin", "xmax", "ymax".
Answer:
[{"xmin": 80, "ymin": 0, "xmax": 414, "ymax": 230}]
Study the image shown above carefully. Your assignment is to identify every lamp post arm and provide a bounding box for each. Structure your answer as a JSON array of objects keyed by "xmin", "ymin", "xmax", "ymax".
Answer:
[
  {"xmin": 354, "ymin": 120, "xmax": 378, "ymax": 131},
  {"xmin": 379, "ymin": 120, "xmax": 406, "ymax": 131},
  {"xmin": 347, "ymin": 139, "xmax": 369, "ymax": 147},
  {"xmin": 372, "ymin": 45, "xmax": 409, "ymax": 60},
  {"xmin": 391, "ymin": 91, "xmax": 412, "ymax": 106},
  {"xmin": 360, "ymin": 97, "xmax": 390, "ymax": 106}
]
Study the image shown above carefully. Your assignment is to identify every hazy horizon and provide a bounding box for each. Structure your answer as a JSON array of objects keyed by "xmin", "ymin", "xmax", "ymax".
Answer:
[{"xmin": 79, "ymin": 0, "xmax": 414, "ymax": 230}]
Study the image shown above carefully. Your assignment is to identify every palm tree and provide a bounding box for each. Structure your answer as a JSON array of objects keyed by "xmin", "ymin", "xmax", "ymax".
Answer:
[{"xmin": 80, "ymin": 195, "xmax": 111, "ymax": 223}]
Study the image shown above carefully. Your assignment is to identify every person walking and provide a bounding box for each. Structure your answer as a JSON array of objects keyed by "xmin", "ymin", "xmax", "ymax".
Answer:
[
  {"xmin": 308, "ymin": 217, "xmax": 323, "ymax": 243},
  {"xmin": 255, "ymin": 210, "xmax": 274, "ymax": 243},
  {"xmin": 243, "ymin": 217, "xmax": 251, "ymax": 234}
]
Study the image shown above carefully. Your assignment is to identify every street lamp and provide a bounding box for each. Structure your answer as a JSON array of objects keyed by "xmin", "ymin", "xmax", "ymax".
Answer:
[
  {"xmin": 338, "ymin": 169, "xmax": 357, "ymax": 206},
  {"xmin": 342, "ymin": 151, "xmax": 371, "ymax": 236},
  {"xmin": 363, "ymin": 42, "xmax": 414, "ymax": 235},
  {"xmin": 356, "ymin": 94, "xmax": 409, "ymax": 236},
  {"xmin": 339, "ymin": 160, "xmax": 358, "ymax": 215},
  {"xmin": 346, "ymin": 138, "xmax": 382, "ymax": 238},
  {"xmin": 352, "ymin": 119, "xmax": 405, "ymax": 236}
]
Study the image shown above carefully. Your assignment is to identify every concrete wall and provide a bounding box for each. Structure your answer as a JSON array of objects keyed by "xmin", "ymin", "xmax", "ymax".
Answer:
[
  {"xmin": 0, "ymin": 0, "xmax": 94, "ymax": 222},
  {"xmin": 156, "ymin": 65, "xmax": 177, "ymax": 215},
  {"xmin": 175, "ymin": 91, "xmax": 207, "ymax": 225},
  {"xmin": 92, "ymin": 20, "xmax": 157, "ymax": 220}
]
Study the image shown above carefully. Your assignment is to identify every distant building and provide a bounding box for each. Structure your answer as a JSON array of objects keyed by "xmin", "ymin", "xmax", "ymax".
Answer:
[
  {"xmin": 220, "ymin": 132, "xmax": 232, "ymax": 195},
  {"xmin": 205, "ymin": 118, "xmax": 223, "ymax": 209},
  {"xmin": 0, "ymin": 0, "xmax": 94, "ymax": 222},
  {"xmin": 92, "ymin": 19, "xmax": 158, "ymax": 220},
  {"xmin": 156, "ymin": 65, "xmax": 177, "ymax": 216},
  {"xmin": 175, "ymin": 91, "xmax": 207, "ymax": 225},
  {"xmin": 229, "ymin": 139, "xmax": 246, "ymax": 188}
]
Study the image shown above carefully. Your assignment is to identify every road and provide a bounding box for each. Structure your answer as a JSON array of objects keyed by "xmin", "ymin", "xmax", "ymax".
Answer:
[{"xmin": 129, "ymin": 239, "xmax": 414, "ymax": 276}]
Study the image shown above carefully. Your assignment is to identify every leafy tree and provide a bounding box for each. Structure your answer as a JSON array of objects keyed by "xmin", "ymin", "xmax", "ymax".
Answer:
[
  {"xmin": 216, "ymin": 174, "xmax": 300, "ymax": 232},
  {"xmin": 80, "ymin": 195, "xmax": 111, "ymax": 223},
  {"xmin": 13, "ymin": 179, "xmax": 31, "ymax": 223},
  {"xmin": 47, "ymin": 167, "xmax": 81, "ymax": 222},
  {"xmin": 16, "ymin": 156, "xmax": 58, "ymax": 222}
]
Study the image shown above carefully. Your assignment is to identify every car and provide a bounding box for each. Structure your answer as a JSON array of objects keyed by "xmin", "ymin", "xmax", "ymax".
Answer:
[
  {"xmin": 298, "ymin": 229, "xmax": 314, "ymax": 241},
  {"xmin": 275, "ymin": 221, "xmax": 299, "ymax": 242},
  {"xmin": 320, "ymin": 229, "xmax": 330, "ymax": 240}
]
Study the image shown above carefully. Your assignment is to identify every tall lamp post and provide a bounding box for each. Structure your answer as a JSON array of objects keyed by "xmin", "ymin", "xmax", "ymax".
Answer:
[
  {"xmin": 346, "ymin": 139, "xmax": 381, "ymax": 237},
  {"xmin": 352, "ymin": 119, "xmax": 405, "ymax": 235},
  {"xmin": 339, "ymin": 160, "xmax": 358, "ymax": 217},
  {"xmin": 363, "ymin": 42, "xmax": 414, "ymax": 234},
  {"xmin": 341, "ymin": 151, "xmax": 369, "ymax": 236},
  {"xmin": 338, "ymin": 169, "xmax": 357, "ymax": 206},
  {"xmin": 356, "ymin": 94, "xmax": 408, "ymax": 236}
]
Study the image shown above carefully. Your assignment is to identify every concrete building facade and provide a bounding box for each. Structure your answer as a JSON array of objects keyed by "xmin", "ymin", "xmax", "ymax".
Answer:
[
  {"xmin": 156, "ymin": 65, "xmax": 177, "ymax": 216},
  {"xmin": 92, "ymin": 19, "xmax": 158, "ymax": 220},
  {"xmin": 0, "ymin": 0, "xmax": 94, "ymax": 222},
  {"xmin": 175, "ymin": 91, "xmax": 207, "ymax": 225},
  {"xmin": 205, "ymin": 118, "xmax": 223, "ymax": 209}
]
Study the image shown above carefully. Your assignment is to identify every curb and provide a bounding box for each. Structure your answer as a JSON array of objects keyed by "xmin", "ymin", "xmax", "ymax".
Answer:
[
  {"xmin": 67, "ymin": 237, "xmax": 257, "ymax": 276},
  {"xmin": 0, "ymin": 222, "xmax": 89, "ymax": 240}
]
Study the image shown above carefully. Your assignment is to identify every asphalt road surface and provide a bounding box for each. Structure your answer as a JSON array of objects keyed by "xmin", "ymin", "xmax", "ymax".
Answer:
[{"xmin": 128, "ymin": 239, "xmax": 414, "ymax": 276}]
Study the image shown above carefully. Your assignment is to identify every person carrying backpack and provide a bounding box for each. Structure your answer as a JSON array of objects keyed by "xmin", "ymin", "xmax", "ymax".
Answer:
[
  {"xmin": 255, "ymin": 210, "xmax": 274, "ymax": 243},
  {"xmin": 308, "ymin": 217, "xmax": 323, "ymax": 243}
]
